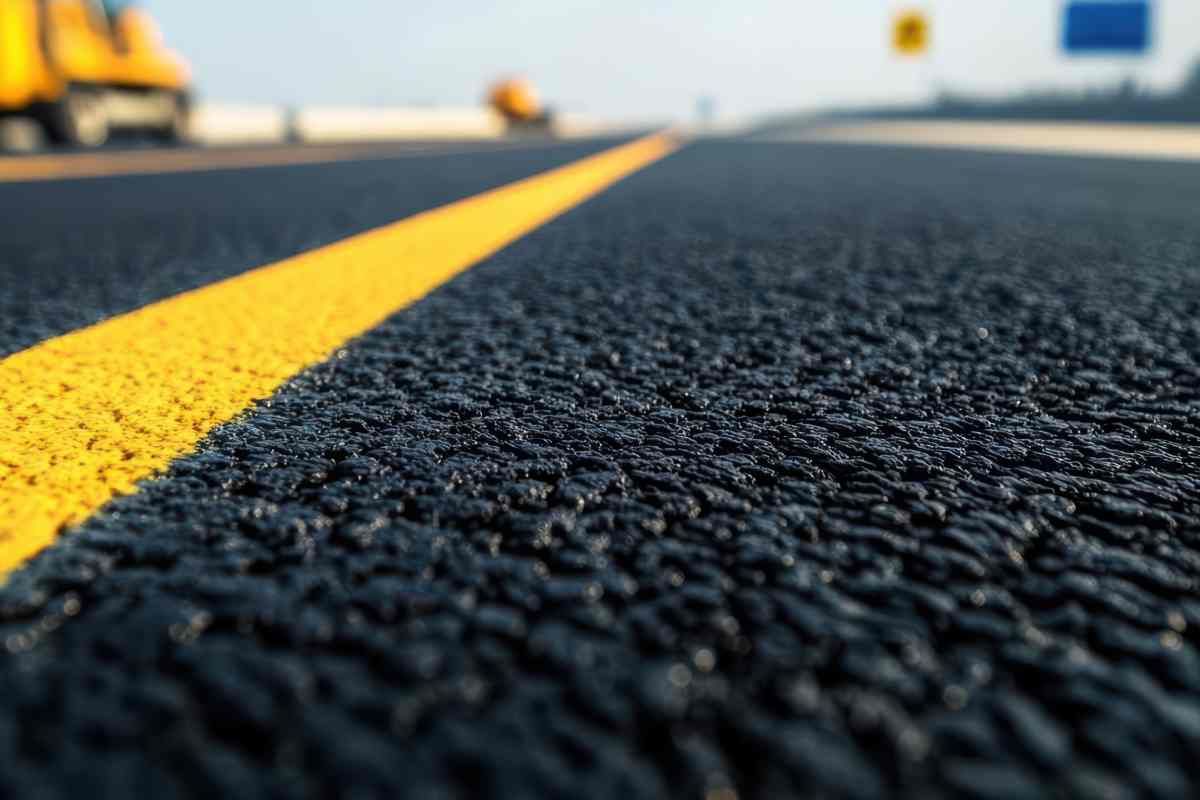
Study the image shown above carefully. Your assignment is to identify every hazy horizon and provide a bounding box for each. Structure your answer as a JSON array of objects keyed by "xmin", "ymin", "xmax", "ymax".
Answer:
[{"xmin": 152, "ymin": 1, "xmax": 1200, "ymax": 121}]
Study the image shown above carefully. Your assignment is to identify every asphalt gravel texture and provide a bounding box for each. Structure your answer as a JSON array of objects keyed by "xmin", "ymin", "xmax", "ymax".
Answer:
[
  {"xmin": 4, "ymin": 139, "xmax": 1200, "ymax": 799},
  {"xmin": 0, "ymin": 138, "xmax": 619, "ymax": 358}
]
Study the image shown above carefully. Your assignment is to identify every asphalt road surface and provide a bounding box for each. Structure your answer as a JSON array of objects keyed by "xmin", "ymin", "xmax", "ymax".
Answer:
[{"xmin": 3, "ymin": 136, "xmax": 1200, "ymax": 799}]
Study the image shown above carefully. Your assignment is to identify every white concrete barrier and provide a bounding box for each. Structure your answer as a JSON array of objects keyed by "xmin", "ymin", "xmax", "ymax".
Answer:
[
  {"xmin": 772, "ymin": 120, "xmax": 1200, "ymax": 162},
  {"xmin": 186, "ymin": 103, "xmax": 649, "ymax": 147},
  {"xmin": 293, "ymin": 107, "xmax": 507, "ymax": 143},
  {"xmin": 189, "ymin": 104, "xmax": 290, "ymax": 145},
  {"xmin": 550, "ymin": 113, "xmax": 662, "ymax": 139},
  {"xmin": 675, "ymin": 117, "xmax": 754, "ymax": 139}
]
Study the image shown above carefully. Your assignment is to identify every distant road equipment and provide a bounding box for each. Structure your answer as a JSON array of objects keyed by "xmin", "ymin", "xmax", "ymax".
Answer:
[
  {"xmin": 487, "ymin": 78, "xmax": 553, "ymax": 134},
  {"xmin": 0, "ymin": 0, "xmax": 191, "ymax": 147}
]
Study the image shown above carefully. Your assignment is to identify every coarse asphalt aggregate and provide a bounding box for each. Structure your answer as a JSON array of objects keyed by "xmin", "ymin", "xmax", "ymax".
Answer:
[
  {"xmin": 4, "ymin": 139, "xmax": 1200, "ymax": 798},
  {"xmin": 0, "ymin": 138, "xmax": 621, "ymax": 358}
]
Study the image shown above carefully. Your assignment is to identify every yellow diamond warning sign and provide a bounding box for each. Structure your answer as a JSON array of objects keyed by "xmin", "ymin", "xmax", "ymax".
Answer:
[{"xmin": 893, "ymin": 10, "xmax": 930, "ymax": 56}]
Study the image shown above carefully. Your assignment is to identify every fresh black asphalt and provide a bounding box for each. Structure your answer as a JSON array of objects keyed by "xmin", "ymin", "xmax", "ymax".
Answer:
[
  {"xmin": 0, "ymin": 138, "xmax": 621, "ymax": 358},
  {"xmin": 3, "ymin": 140, "xmax": 1200, "ymax": 798}
]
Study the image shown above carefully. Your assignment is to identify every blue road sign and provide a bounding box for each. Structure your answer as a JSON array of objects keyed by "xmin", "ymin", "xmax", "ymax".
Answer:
[{"xmin": 1063, "ymin": 2, "xmax": 1151, "ymax": 54}]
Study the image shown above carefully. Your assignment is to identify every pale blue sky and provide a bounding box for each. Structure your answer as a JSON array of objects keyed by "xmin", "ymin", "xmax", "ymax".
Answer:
[{"xmin": 152, "ymin": 1, "xmax": 1200, "ymax": 120}]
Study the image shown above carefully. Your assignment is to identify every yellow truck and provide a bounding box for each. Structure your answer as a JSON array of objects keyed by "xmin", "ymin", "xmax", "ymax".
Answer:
[
  {"xmin": 487, "ymin": 78, "xmax": 554, "ymax": 133},
  {"xmin": 0, "ymin": 0, "xmax": 190, "ymax": 146}
]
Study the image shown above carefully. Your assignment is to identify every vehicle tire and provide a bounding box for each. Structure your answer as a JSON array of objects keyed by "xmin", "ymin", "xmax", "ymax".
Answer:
[
  {"xmin": 43, "ymin": 86, "xmax": 109, "ymax": 148},
  {"xmin": 154, "ymin": 91, "xmax": 192, "ymax": 144}
]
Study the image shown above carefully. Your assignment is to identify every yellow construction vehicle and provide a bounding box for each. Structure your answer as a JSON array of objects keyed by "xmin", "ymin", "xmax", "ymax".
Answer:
[
  {"xmin": 487, "ymin": 78, "xmax": 553, "ymax": 133},
  {"xmin": 0, "ymin": 0, "xmax": 190, "ymax": 146}
]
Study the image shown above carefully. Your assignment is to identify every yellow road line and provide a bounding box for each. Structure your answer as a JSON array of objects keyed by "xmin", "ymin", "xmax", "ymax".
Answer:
[
  {"xmin": 0, "ymin": 131, "xmax": 680, "ymax": 576},
  {"xmin": 0, "ymin": 138, "xmax": 584, "ymax": 184}
]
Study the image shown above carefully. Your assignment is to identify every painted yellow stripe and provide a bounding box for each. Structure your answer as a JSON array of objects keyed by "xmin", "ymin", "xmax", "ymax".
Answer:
[
  {"xmin": 0, "ymin": 138, "xmax": 581, "ymax": 184},
  {"xmin": 0, "ymin": 132, "xmax": 680, "ymax": 576}
]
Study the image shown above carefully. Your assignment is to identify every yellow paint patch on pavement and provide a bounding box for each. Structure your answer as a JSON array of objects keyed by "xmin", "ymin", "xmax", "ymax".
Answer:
[
  {"xmin": 0, "ymin": 132, "xmax": 680, "ymax": 576},
  {"xmin": 0, "ymin": 139, "xmax": 576, "ymax": 184}
]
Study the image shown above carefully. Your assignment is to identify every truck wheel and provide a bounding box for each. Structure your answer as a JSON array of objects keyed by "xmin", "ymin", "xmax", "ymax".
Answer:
[
  {"xmin": 154, "ymin": 92, "xmax": 192, "ymax": 144},
  {"xmin": 44, "ymin": 87, "xmax": 109, "ymax": 148}
]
